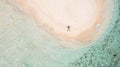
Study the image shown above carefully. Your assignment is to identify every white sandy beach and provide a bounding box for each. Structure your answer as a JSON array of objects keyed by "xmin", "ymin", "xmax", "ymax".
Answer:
[
  {"xmin": 0, "ymin": 1, "xmax": 118, "ymax": 67},
  {"xmin": 5, "ymin": 0, "xmax": 114, "ymax": 42}
]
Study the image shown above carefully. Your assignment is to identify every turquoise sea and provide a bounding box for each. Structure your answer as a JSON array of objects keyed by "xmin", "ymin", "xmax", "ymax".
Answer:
[{"xmin": 0, "ymin": 0, "xmax": 119, "ymax": 67}]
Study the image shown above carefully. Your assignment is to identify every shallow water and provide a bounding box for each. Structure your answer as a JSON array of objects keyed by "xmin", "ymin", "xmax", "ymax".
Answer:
[{"xmin": 0, "ymin": 0, "xmax": 120, "ymax": 67}]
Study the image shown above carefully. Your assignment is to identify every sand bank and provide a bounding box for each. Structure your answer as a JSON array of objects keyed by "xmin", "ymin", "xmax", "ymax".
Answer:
[{"xmin": 6, "ymin": 0, "xmax": 114, "ymax": 42}]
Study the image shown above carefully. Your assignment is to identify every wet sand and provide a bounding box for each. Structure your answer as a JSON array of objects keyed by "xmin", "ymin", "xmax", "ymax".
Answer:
[{"xmin": 6, "ymin": 0, "xmax": 114, "ymax": 42}]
